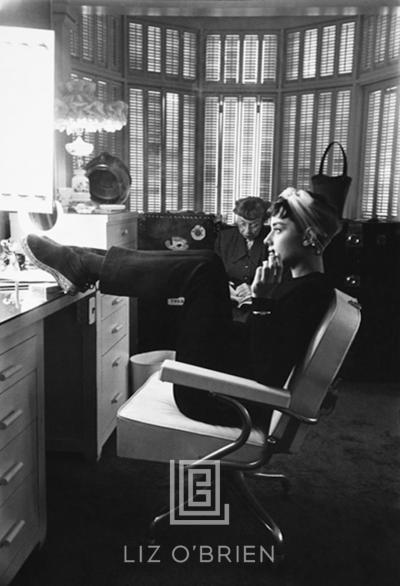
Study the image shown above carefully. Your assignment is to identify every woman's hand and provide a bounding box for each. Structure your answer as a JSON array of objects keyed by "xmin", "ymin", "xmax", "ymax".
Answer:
[{"xmin": 251, "ymin": 252, "xmax": 283, "ymax": 298}]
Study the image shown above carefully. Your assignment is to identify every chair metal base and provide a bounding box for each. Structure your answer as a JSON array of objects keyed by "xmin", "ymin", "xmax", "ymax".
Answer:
[{"xmin": 148, "ymin": 469, "xmax": 285, "ymax": 564}]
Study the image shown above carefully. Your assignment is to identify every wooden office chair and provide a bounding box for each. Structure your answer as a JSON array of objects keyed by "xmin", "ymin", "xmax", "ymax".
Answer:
[{"xmin": 117, "ymin": 289, "xmax": 361, "ymax": 563}]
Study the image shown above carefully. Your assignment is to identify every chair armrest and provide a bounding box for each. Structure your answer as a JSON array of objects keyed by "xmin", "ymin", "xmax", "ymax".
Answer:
[{"xmin": 159, "ymin": 359, "xmax": 291, "ymax": 409}]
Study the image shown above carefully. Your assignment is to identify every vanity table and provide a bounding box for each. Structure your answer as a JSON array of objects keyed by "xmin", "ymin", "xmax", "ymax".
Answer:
[{"xmin": 0, "ymin": 283, "xmax": 130, "ymax": 585}]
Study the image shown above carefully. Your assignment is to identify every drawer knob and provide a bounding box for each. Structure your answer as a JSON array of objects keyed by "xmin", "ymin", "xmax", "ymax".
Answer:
[
  {"xmin": 112, "ymin": 356, "xmax": 122, "ymax": 367},
  {"xmin": 112, "ymin": 297, "xmax": 122, "ymax": 306},
  {"xmin": 0, "ymin": 520, "xmax": 26, "ymax": 547},
  {"xmin": 0, "ymin": 461, "xmax": 24, "ymax": 486},
  {"xmin": 121, "ymin": 229, "xmax": 129, "ymax": 236},
  {"xmin": 111, "ymin": 324, "xmax": 123, "ymax": 334},
  {"xmin": 0, "ymin": 364, "xmax": 23, "ymax": 381},
  {"xmin": 111, "ymin": 392, "xmax": 122, "ymax": 404},
  {"xmin": 0, "ymin": 409, "xmax": 23, "ymax": 430}
]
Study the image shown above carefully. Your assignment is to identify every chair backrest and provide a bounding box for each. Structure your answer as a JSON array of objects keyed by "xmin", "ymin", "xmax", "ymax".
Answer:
[
  {"xmin": 286, "ymin": 288, "xmax": 361, "ymax": 418},
  {"xmin": 269, "ymin": 289, "xmax": 361, "ymax": 452}
]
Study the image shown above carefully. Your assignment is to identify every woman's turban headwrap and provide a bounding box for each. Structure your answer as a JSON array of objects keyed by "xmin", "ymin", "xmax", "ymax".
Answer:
[{"xmin": 276, "ymin": 187, "xmax": 341, "ymax": 252}]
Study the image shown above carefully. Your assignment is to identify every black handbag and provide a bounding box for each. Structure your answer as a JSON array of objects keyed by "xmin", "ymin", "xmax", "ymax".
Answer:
[{"xmin": 311, "ymin": 141, "xmax": 352, "ymax": 217}]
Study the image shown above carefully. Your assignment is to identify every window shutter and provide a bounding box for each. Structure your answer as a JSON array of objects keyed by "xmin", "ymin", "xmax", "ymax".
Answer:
[
  {"xmin": 183, "ymin": 31, "xmax": 197, "ymax": 79},
  {"xmin": 259, "ymin": 99, "xmax": 275, "ymax": 199},
  {"xmin": 361, "ymin": 86, "xmax": 399, "ymax": 220},
  {"xmin": 314, "ymin": 92, "xmax": 332, "ymax": 173},
  {"xmin": 320, "ymin": 26, "xmax": 336, "ymax": 77},
  {"xmin": 303, "ymin": 28, "xmax": 318, "ymax": 79},
  {"xmin": 165, "ymin": 92, "xmax": 180, "ymax": 211},
  {"xmin": 280, "ymin": 95, "xmax": 297, "ymax": 187},
  {"xmin": 286, "ymin": 32, "xmax": 300, "ymax": 81},
  {"xmin": 224, "ymin": 35, "xmax": 240, "ymax": 83},
  {"xmin": 389, "ymin": 8, "xmax": 400, "ymax": 60},
  {"xmin": 147, "ymin": 26, "xmax": 161, "ymax": 73},
  {"xmin": 261, "ymin": 34, "xmax": 277, "ymax": 82},
  {"xmin": 81, "ymin": 11, "xmax": 94, "ymax": 62},
  {"xmin": 95, "ymin": 15, "xmax": 107, "ymax": 67},
  {"xmin": 182, "ymin": 94, "xmax": 196, "ymax": 209},
  {"xmin": 242, "ymin": 35, "xmax": 258, "ymax": 84},
  {"xmin": 332, "ymin": 90, "xmax": 351, "ymax": 172},
  {"xmin": 376, "ymin": 87, "xmax": 397, "ymax": 218},
  {"xmin": 147, "ymin": 90, "xmax": 162, "ymax": 211},
  {"xmin": 239, "ymin": 97, "xmax": 258, "ymax": 195},
  {"xmin": 129, "ymin": 88, "xmax": 144, "ymax": 211},
  {"xmin": 375, "ymin": 14, "xmax": 389, "ymax": 64},
  {"xmin": 203, "ymin": 97, "xmax": 220, "ymax": 214},
  {"xmin": 166, "ymin": 29, "xmax": 179, "ymax": 76},
  {"xmin": 128, "ymin": 22, "xmax": 143, "ymax": 71},
  {"xmin": 297, "ymin": 93, "xmax": 314, "ymax": 187},
  {"xmin": 205, "ymin": 35, "xmax": 221, "ymax": 82},
  {"xmin": 338, "ymin": 22, "xmax": 355, "ymax": 74},
  {"xmin": 221, "ymin": 97, "xmax": 239, "ymax": 221}
]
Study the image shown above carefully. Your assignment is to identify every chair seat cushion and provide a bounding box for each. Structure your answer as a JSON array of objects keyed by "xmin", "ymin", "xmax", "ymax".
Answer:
[{"xmin": 117, "ymin": 372, "xmax": 266, "ymax": 463}]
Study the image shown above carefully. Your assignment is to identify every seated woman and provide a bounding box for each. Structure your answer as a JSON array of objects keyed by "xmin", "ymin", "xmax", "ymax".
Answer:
[
  {"xmin": 215, "ymin": 196, "xmax": 269, "ymax": 310},
  {"xmin": 22, "ymin": 187, "xmax": 341, "ymax": 430}
]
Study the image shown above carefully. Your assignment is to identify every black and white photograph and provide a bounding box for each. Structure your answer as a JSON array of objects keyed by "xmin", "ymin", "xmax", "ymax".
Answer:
[{"xmin": 0, "ymin": 0, "xmax": 399, "ymax": 585}]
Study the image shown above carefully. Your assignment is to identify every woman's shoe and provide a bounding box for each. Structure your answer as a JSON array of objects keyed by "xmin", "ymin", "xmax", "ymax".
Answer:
[{"xmin": 21, "ymin": 234, "xmax": 94, "ymax": 295}]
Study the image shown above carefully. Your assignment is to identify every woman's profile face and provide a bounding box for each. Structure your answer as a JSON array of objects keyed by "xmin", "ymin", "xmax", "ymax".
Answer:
[
  {"xmin": 236, "ymin": 216, "xmax": 263, "ymax": 241},
  {"xmin": 264, "ymin": 214, "xmax": 304, "ymax": 266}
]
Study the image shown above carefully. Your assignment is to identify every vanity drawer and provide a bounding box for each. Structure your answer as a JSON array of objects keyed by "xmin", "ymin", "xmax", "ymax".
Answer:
[
  {"xmin": 107, "ymin": 219, "xmax": 137, "ymax": 248},
  {"xmin": 0, "ymin": 474, "xmax": 39, "ymax": 581},
  {"xmin": 0, "ymin": 336, "xmax": 37, "ymax": 397},
  {"xmin": 100, "ymin": 304, "xmax": 129, "ymax": 355},
  {"xmin": 0, "ymin": 424, "xmax": 36, "ymax": 507},
  {"xmin": 0, "ymin": 373, "xmax": 37, "ymax": 452},
  {"xmin": 100, "ymin": 294, "xmax": 128, "ymax": 321},
  {"xmin": 99, "ymin": 338, "xmax": 129, "ymax": 432}
]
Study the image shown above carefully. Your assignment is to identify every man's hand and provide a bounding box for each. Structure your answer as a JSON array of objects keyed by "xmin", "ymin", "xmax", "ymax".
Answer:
[{"xmin": 251, "ymin": 252, "xmax": 283, "ymax": 298}]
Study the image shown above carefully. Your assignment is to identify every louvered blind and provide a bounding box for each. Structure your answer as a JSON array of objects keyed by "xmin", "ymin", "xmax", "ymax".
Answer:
[
  {"xmin": 338, "ymin": 22, "xmax": 355, "ymax": 74},
  {"xmin": 280, "ymin": 89, "xmax": 351, "ymax": 191},
  {"xmin": 280, "ymin": 95, "xmax": 297, "ymax": 187},
  {"xmin": 320, "ymin": 26, "xmax": 335, "ymax": 76},
  {"xmin": 165, "ymin": 92, "xmax": 180, "ymax": 210},
  {"xmin": 239, "ymin": 97, "xmax": 258, "ymax": 195},
  {"xmin": 285, "ymin": 21, "xmax": 355, "ymax": 81},
  {"xmin": 129, "ymin": 88, "xmax": 144, "ymax": 211},
  {"xmin": 128, "ymin": 22, "xmax": 143, "ymax": 70},
  {"xmin": 361, "ymin": 86, "xmax": 399, "ymax": 219},
  {"xmin": 148, "ymin": 26, "xmax": 161, "ymax": 73},
  {"xmin": 182, "ymin": 94, "xmax": 196, "ymax": 209},
  {"xmin": 375, "ymin": 14, "xmax": 389, "ymax": 64},
  {"xmin": 81, "ymin": 11, "xmax": 94, "ymax": 62},
  {"xmin": 147, "ymin": 90, "xmax": 162, "ymax": 210},
  {"xmin": 303, "ymin": 29, "xmax": 318, "ymax": 79},
  {"xmin": 95, "ymin": 15, "xmax": 107, "ymax": 67},
  {"xmin": 286, "ymin": 32, "xmax": 300, "ymax": 81},
  {"xmin": 203, "ymin": 95, "xmax": 275, "ymax": 222},
  {"xmin": 261, "ymin": 34, "xmax": 277, "ymax": 82},
  {"xmin": 389, "ymin": 8, "xmax": 400, "ymax": 60},
  {"xmin": 242, "ymin": 35, "xmax": 258, "ymax": 83},
  {"xmin": 297, "ymin": 93, "xmax": 315, "ymax": 187},
  {"xmin": 224, "ymin": 35, "xmax": 240, "ymax": 83},
  {"xmin": 220, "ymin": 97, "xmax": 239, "ymax": 219},
  {"xmin": 361, "ymin": 9, "xmax": 400, "ymax": 71},
  {"xmin": 129, "ymin": 87, "xmax": 196, "ymax": 212},
  {"xmin": 205, "ymin": 35, "xmax": 221, "ymax": 82},
  {"xmin": 259, "ymin": 99, "xmax": 275, "ymax": 199},
  {"xmin": 166, "ymin": 29, "xmax": 179, "ymax": 76},
  {"xmin": 183, "ymin": 31, "xmax": 197, "ymax": 79},
  {"xmin": 203, "ymin": 97, "xmax": 220, "ymax": 214}
]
